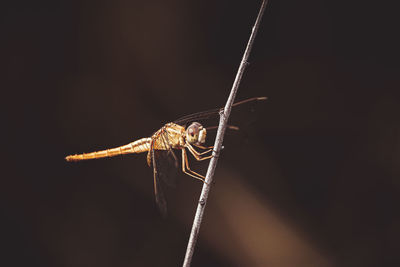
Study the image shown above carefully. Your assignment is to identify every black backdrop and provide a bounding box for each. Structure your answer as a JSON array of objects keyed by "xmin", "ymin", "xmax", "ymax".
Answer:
[{"xmin": 3, "ymin": 0, "xmax": 400, "ymax": 266}]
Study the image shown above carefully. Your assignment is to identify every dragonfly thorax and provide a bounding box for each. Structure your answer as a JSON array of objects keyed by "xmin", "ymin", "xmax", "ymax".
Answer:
[{"xmin": 186, "ymin": 122, "xmax": 207, "ymax": 145}]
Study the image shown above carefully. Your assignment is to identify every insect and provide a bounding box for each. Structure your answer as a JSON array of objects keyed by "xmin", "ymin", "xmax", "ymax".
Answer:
[{"xmin": 66, "ymin": 97, "xmax": 266, "ymax": 215}]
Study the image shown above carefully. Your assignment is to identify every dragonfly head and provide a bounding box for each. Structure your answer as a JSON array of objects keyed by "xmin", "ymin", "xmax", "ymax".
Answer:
[{"xmin": 186, "ymin": 122, "xmax": 207, "ymax": 145}]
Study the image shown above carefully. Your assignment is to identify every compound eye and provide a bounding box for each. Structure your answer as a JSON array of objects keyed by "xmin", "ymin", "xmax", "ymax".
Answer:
[
  {"xmin": 187, "ymin": 122, "xmax": 203, "ymax": 144},
  {"xmin": 188, "ymin": 128, "xmax": 196, "ymax": 136},
  {"xmin": 187, "ymin": 122, "xmax": 200, "ymax": 135}
]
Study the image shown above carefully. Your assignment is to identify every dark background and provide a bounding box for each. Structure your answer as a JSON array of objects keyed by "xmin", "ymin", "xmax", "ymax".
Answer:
[{"xmin": 3, "ymin": 0, "xmax": 400, "ymax": 266}]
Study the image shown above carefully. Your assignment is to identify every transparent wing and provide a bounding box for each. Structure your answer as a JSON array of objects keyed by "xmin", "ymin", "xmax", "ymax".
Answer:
[
  {"xmin": 151, "ymin": 148, "xmax": 168, "ymax": 217},
  {"xmin": 151, "ymin": 129, "xmax": 181, "ymax": 217},
  {"xmin": 173, "ymin": 97, "xmax": 267, "ymax": 125},
  {"xmin": 156, "ymin": 130, "xmax": 179, "ymax": 187}
]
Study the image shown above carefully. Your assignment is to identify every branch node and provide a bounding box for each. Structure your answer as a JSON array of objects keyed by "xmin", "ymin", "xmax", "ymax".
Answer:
[{"xmin": 199, "ymin": 199, "xmax": 206, "ymax": 206}]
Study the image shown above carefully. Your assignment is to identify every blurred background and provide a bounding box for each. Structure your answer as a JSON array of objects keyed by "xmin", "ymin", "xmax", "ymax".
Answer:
[{"xmin": 2, "ymin": 0, "xmax": 400, "ymax": 266}]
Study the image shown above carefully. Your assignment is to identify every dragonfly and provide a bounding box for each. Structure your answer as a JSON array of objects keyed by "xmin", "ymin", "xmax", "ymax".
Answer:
[{"xmin": 66, "ymin": 96, "xmax": 266, "ymax": 215}]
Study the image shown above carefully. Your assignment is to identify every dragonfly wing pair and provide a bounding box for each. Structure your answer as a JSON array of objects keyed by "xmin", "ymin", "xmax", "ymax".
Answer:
[{"xmin": 150, "ymin": 96, "xmax": 267, "ymax": 216}]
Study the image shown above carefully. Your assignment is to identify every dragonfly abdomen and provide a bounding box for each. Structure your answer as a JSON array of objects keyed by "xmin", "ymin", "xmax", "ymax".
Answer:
[{"xmin": 65, "ymin": 137, "xmax": 151, "ymax": 162}]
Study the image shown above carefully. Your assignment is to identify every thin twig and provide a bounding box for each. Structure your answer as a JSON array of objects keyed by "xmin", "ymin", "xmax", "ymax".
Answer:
[{"xmin": 182, "ymin": 1, "xmax": 269, "ymax": 266}]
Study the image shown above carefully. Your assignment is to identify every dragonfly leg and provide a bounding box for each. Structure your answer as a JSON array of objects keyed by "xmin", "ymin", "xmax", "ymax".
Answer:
[
  {"xmin": 194, "ymin": 144, "xmax": 214, "ymax": 150},
  {"xmin": 187, "ymin": 143, "xmax": 213, "ymax": 161},
  {"xmin": 193, "ymin": 145, "xmax": 213, "ymax": 155},
  {"xmin": 181, "ymin": 149, "xmax": 208, "ymax": 184},
  {"xmin": 196, "ymin": 148, "xmax": 213, "ymax": 156}
]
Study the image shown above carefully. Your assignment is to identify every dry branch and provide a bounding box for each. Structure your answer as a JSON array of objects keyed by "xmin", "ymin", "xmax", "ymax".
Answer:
[{"xmin": 182, "ymin": 1, "xmax": 269, "ymax": 266}]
